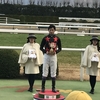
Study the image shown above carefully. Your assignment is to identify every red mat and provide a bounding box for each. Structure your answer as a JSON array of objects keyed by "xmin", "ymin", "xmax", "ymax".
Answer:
[{"xmin": 39, "ymin": 89, "xmax": 60, "ymax": 95}]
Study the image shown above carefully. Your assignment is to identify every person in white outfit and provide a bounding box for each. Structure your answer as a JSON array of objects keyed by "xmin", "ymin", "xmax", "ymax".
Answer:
[
  {"xmin": 81, "ymin": 35, "xmax": 100, "ymax": 94},
  {"xmin": 18, "ymin": 33, "xmax": 43, "ymax": 92}
]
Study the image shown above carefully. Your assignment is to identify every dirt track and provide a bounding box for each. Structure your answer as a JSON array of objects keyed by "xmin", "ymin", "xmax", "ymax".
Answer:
[
  {"xmin": 57, "ymin": 64, "xmax": 100, "ymax": 81},
  {"xmin": 20, "ymin": 64, "xmax": 100, "ymax": 81}
]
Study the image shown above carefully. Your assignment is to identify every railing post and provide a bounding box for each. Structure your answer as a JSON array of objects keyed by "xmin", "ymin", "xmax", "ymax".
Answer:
[
  {"xmin": 6, "ymin": 17, "xmax": 7, "ymax": 24},
  {"xmin": 80, "ymin": 51, "xmax": 84, "ymax": 81}
]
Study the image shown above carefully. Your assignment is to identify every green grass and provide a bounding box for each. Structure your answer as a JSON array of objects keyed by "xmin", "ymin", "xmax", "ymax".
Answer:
[
  {"xmin": 0, "ymin": 79, "xmax": 100, "ymax": 100},
  {"xmin": 0, "ymin": 33, "xmax": 92, "ymax": 47},
  {"xmin": 0, "ymin": 33, "xmax": 98, "ymax": 66}
]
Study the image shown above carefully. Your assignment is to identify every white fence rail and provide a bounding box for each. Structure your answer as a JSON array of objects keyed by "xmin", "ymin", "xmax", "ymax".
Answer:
[
  {"xmin": 36, "ymin": 22, "xmax": 100, "ymax": 27},
  {"xmin": 0, "ymin": 23, "xmax": 100, "ymax": 29},
  {"xmin": 0, "ymin": 46, "xmax": 85, "ymax": 81},
  {"xmin": 59, "ymin": 17, "xmax": 100, "ymax": 22},
  {"xmin": 0, "ymin": 29, "xmax": 100, "ymax": 36},
  {"xmin": 0, "ymin": 17, "xmax": 20, "ymax": 24}
]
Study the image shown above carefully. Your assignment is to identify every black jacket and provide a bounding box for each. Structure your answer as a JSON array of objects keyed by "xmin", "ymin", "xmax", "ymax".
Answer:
[{"xmin": 40, "ymin": 34, "xmax": 62, "ymax": 54}]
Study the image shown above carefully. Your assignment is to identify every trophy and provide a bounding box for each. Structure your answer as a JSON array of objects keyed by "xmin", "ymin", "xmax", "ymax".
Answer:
[{"xmin": 49, "ymin": 42, "xmax": 56, "ymax": 54}]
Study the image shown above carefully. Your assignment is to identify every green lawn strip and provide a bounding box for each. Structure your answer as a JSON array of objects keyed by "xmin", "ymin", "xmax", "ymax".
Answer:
[
  {"xmin": 0, "ymin": 79, "xmax": 100, "ymax": 100},
  {"xmin": 0, "ymin": 33, "xmax": 96, "ymax": 47}
]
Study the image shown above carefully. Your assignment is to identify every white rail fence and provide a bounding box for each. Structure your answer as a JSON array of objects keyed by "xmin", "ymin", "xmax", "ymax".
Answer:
[
  {"xmin": 0, "ymin": 29, "xmax": 100, "ymax": 36},
  {"xmin": 0, "ymin": 23, "xmax": 100, "ymax": 30},
  {"xmin": 0, "ymin": 23, "xmax": 100, "ymax": 34},
  {"xmin": 0, "ymin": 46, "xmax": 85, "ymax": 81},
  {"xmin": 59, "ymin": 17, "xmax": 100, "ymax": 22},
  {"xmin": 36, "ymin": 22, "xmax": 100, "ymax": 27},
  {"xmin": 0, "ymin": 17, "xmax": 20, "ymax": 24}
]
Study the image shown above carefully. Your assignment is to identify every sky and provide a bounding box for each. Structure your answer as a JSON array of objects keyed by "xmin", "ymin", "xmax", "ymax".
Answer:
[
  {"xmin": 17, "ymin": 0, "xmax": 99, "ymax": 4},
  {"xmin": 22, "ymin": 0, "xmax": 97, "ymax": 4},
  {"xmin": 2, "ymin": 0, "xmax": 100, "ymax": 6}
]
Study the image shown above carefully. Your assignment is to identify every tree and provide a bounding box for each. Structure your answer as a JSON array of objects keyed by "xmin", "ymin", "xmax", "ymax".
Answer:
[
  {"xmin": 37, "ymin": 1, "xmax": 39, "ymax": 5},
  {"xmin": 59, "ymin": 2, "xmax": 62, "ymax": 7},
  {"xmin": 79, "ymin": 1, "xmax": 84, "ymax": 7},
  {"xmin": 29, "ymin": 0, "xmax": 32, "ymax": 5},
  {"xmin": 62, "ymin": 0, "xmax": 67, "ymax": 7},
  {"xmin": 45, "ymin": 0, "xmax": 53, "ymax": 7},
  {"xmin": 13, "ymin": 0, "xmax": 15, "ymax": 4},
  {"xmin": 45, "ymin": 1, "xmax": 49, "ymax": 6},
  {"xmin": 66, "ymin": 0, "xmax": 70, "ymax": 6},
  {"xmin": 32, "ymin": 0, "xmax": 35, "ymax": 5},
  {"xmin": 16, "ymin": 0, "xmax": 19, "ymax": 5},
  {"xmin": 85, "ymin": 0, "xmax": 90, "ymax": 8},
  {"xmin": 52, "ymin": 1, "xmax": 58, "ymax": 7},
  {"xmin": 62, "ymin": 0, "xmax": 70, "ymax": 7},
  {"xmin": 20, "ymin": 0, "xmax": 23, "ymax": 5},
  {"xmin": 29, "ymin": 0, "xmax": 35, "ymax": 5},
  {"xmin": 98, "ymin": 2, "xmax": 100, "ymax": 8},
  {"xmin": 0, "ymin": 0, "xmax": 2, "ymax": 4},
  {"xmin": 49, "ymin": 1, "xmax": 53, "ymax": 7},
  {"xmin": 74, "ymin": 0, "xmax": 79, "ymax": 7},
  {"xmin": 92, "ymin": 0, "xmax": 98, "ymax": 8},
  {"xmin": 6, "ymin": 0, "xmax": 10, "ymax": 4},
  {"xmin": 4, "ymin": 0, "xmax": 5, "ymax": 4},
  {"xmin": 40, "ymin": 0, "xmax": 44, "ymax": 6}
]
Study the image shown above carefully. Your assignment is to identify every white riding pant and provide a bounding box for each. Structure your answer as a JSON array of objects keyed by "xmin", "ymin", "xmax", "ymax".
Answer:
[{"xmin": 42, "ymin": 53, "xmax": 57, "ymax": 77}]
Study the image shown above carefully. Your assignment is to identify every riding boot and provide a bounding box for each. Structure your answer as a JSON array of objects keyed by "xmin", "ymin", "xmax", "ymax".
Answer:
[
  {"xmin": 41, "ymin": 77, "xmax": 46, "ymax": 92},
  {"xmin": 52, "ymin": 77, "xmax": 56, "ymax": 92}
]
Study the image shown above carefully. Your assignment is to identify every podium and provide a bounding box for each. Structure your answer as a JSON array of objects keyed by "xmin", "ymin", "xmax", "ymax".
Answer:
[{"xmin": 34, "ymin": 89, "xmax": 65, "ymax": 100}]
